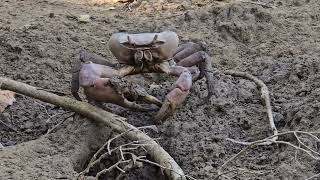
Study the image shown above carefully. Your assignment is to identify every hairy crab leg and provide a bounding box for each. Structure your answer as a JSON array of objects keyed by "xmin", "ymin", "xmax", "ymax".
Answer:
[{"xmin": 154, "ymin": 64, "xmax": 192, "ymax": 121}]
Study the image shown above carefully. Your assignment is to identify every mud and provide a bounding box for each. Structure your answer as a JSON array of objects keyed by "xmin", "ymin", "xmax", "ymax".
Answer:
[{"xmin": 1, "ymin": 0, "xmax": 320, "ymax": 179}]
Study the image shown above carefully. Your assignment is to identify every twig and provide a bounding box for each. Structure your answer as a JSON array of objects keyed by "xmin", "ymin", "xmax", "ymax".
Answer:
[
  {"xmin": 218, "ymin": 131, "xmax": 320, "ymax": 178},
  {"xmin": 0, "ymin": 77, "xmax": 186, "ymax": 180},
  {"xmin": 217, "ymin": 143, "xmax": 256, "ymax": 175},
  {"xmin": 81, "ymin": 132, "xmax": 195, "ymax": 180},
  {"xmin": 294, "ymin": 132, "xmax": 320, "ymax": 157},
  {"xmin": 95, "ymin": 159, "xmax": 131, "ymax": 179},
  {"xmin": 305, "ymin": 173, "xmax": 320, "ymax": 180},
  {"xmin": 115, "ymin": 160, "xmax": 136, "ymax": 180},
  {"xmin": 272, "ymin": 140, "xmax": 320, "ymax": 160},
  {"xmin": 226, "ymin": 131, "xmax": 320, "ymax": 147},
  {"xmin": 214, "ymin": 168, "xmax": 268, "ymax": 180},
  {"xmin": 81, "ymin": 138, "xmax": 158, "ymax": 176},
  {"xmin": 46, "ymin": 113, "xmax": 75, "ymax": 134},
  {"xmin": 107, "ymin": 130, "xmax": 132, "ymax": 155},
  {"xmin": 78, "ymin": 126, "xmax": 159, "ymax": 177},
  {"xmin": 115, "ymin": 165, "xmax": 125, "ymax": 173},
  {"xmin": 223, "ymin": 70, "xmax": 278, "ymax": 144},
  {"xmin": 107, "ymin": 125, "xmax": 158, "ymax": 155},
  {"xmin": 35, "ymin": 101, "xmax": 52, "ymax": 119},
  {"xmin": 45, "ymin": 112, "xmax": 69, "ymax": 123},
  {"xmin": 226, "ymin": 133, "xmax": 320, "ymax": 160}
]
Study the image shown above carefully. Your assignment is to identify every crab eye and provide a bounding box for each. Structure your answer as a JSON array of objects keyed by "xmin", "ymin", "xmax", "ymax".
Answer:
[
  {"xmin": 144, "ymin": 51, "xmax": 153, "ymax": 62},
  {"xmin": 134, "ymin": 51, "xmax": 143, "ymax": 65}
]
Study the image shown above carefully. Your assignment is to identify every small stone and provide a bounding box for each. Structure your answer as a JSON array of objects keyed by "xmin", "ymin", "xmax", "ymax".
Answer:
[
  {"xmin": 77, "ymin": 14, "xmax": 91, "ymax": 23},
  {"xmin": 49, "ymin": 13, "xmax": 54, "ymax": 18},
  {"xmin": 274, "ymin": 112, "xmax": 285, "ymax": 128},
  {"xmin": 149, "ymin": 82, "xmax": 160, "ymax": 91},
  {"xmin": 70, "ymin": 36, "xmax": 79, "ymax": 42}
]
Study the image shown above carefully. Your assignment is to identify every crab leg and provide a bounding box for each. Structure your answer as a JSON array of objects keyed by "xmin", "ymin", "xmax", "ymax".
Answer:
[
  {"xmin": 122, "ymin": 98, "xmax": 156, "ymax": 112},
  {"xmin": 155, "ymin": 64, "xmax": 192, "ymax": 121},
  {"xmin": 173, "ymin": 42, "xmax": 203, "ymax": 60},
  {"xmin": 173, "ymin": 43, "xmax": 215, "ymax": 98}
]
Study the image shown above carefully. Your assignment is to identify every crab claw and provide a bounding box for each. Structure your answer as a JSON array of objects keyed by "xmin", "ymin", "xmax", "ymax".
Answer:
[
  {"xmin": 155, "ymin": 69, "xmax": 192, "ymax": 121},
  {"xmin": 155, "ymin": 88, "xmax": 189, "ymax": 121}
]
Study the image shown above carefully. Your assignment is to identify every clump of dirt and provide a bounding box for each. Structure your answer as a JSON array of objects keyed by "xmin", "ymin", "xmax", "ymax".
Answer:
[{"xmin": 1, "ymin": 0, "xmax": 320, "ymax": 179}]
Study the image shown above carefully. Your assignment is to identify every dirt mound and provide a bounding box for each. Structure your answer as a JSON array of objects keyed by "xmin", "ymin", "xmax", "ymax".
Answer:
[{"xmin": 1, "ymin": 0, "xmax": 320, "ymax": 179}]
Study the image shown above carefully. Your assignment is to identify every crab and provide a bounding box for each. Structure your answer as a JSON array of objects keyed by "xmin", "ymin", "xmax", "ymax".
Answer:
[{"xmin": 71, "ymin": 31, "xmax": 214, "ymax": 121}]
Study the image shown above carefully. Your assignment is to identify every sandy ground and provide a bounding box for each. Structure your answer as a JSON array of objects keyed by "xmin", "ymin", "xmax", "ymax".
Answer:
[{"xmin": 1, "ymin": 0, "xmax": 320, "ymax": 179}]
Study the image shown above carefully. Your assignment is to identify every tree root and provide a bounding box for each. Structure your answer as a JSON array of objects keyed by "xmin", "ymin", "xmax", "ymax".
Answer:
[
  {"xmin": 79, "ymin": 125, "xmax": 196, "ymax": 180},
  {"xmin": 223, "ymin": 70, "xmax": 278, "ymax": 143},
  {"xmin": 216, "ymin": 70, "xmax": 319, "ymax": 179},
  {"xmin": 216, "ymin": 131, "xmax": 320, "ymax": 179},
  {"xmin": 0, "ymin": 77, "xmax": 185, "ymax": 180}
]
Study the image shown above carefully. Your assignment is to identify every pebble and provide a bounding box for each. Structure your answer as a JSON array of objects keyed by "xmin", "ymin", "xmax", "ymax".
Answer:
[
  {"xmin": 49, "ymin": 13, "xmax": 54, "ymax": 18},
  {"xmin": 273, "ymin": 112, "xmax": 285, "ymax": 128},
  {"xmin": 77, "ymin": 14, "xmax": 91, "ymax": 23}
]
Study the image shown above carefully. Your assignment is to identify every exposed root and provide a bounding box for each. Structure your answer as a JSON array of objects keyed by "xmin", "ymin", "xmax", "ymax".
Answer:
[
  {"xmin": 305, "ymin": 173, "xmax": 320, "ymax": 180},
  {"xmin": 78, "ymin": 126, "xmax": 159, "ymax": 177},
  {"xmin": 78, "ymin": 126, "xmax": 196, "ymax": 180},
  {"xmin": 215, "ymin": 71, "xmax": 319, "ymax": 179},
  {"xmin": 46, "ymin": 113, "xmax": 75, "ymax": 134},
  {"xmin": 217, "ymin": 131, "xmax": 320, "ymax": 178},
  {"xmin": 0, "ymin": 77, "xmax": 186, "ymax": 180},
  {"xmin": 223, "ymin": 70, "xmax": 278, "ymax": 143}
]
